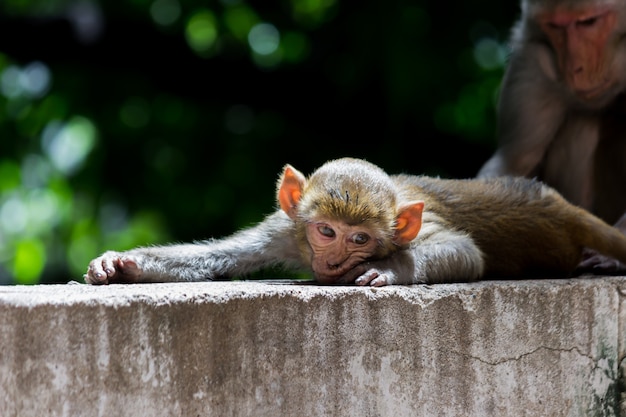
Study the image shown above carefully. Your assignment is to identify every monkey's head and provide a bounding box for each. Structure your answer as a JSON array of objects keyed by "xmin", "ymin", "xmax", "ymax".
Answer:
[
  {"xmin": 276, "ymin": 157, "xmax": 424, "ymax": 284},
  {"xmin": 523, "ymin": 0, "xmax": 624, "ymax": 107}
]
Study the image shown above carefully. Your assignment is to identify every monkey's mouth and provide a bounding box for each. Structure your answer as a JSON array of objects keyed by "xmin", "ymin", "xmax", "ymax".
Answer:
[
  {"xmin": 313, "ymin": 264, "xmax": 367, "ymax": 285},
  {"xmin": 313, "ymin": 268, "xmax": 348, "ymax": 283},
  {"xmin": 312, "ymin": 265, "xmax": 357, "ymax": 285},
  {"xmin": 311, "ymin": 256, "xmax": 368, "ymax": 285},
  {"xmin": 574, "ymin": 80, "xmax": 614, "ymax": 103}
]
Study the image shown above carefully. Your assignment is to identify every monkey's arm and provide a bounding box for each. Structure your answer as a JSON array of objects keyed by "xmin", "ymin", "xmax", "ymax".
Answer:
[
  {"xmin": 478, "ymin": 44, "xmax": 567, "ymax": 178},
  {"xmin": 351, "ymin": 226, "xmax": 485, "ymax": 286},
  {"xmin": 85, "ymin": 211, "xmax": 305, "ymax": 284}
]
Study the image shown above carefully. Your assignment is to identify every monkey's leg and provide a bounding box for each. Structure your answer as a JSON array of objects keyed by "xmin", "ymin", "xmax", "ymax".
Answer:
[{"xmin": 576, "ymin": 214, "xmax": 626, "ymax": 274}]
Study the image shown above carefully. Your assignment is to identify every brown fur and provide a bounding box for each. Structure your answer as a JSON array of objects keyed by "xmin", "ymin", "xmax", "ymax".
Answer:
[{"xmin": 398, "ymin": 174, "xmax": 626, "ymax": 278}]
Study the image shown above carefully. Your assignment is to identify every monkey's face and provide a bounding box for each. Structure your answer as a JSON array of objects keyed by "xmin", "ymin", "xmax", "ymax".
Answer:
[
  {"xmin": 304, "ymin": 218, "xmax": 383, "ymax": 284},
  {"xmin": 536, "ymin": 6, "xmax": 622, "ymax": 106}
]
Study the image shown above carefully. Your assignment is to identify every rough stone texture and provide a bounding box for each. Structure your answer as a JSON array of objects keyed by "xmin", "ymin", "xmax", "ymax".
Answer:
[{"xmin": 0, "ymin": 277, "xmax": 624, "ymax": 417}]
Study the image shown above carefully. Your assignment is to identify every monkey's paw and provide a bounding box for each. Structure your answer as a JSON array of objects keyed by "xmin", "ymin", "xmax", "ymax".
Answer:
[
  {"xmin": 354, "ymin": 268, "xmax": 395, "ymax": 287},
  {"xmin": 576, "ymin": 250, "xmax": 626, "ymax": 275},
  {"xmin": 84, "ymin": 251, "xmax": 142, "ymax": 285}
]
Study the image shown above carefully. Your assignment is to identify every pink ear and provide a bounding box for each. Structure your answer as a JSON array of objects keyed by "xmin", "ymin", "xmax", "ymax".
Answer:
[
  {"xmin": 277, "ymin": 165, "xmax": 307, "ymax": 219},
  {"xmin": 393, "ymin": 201, "xmax": 424, "ymax": 245}
]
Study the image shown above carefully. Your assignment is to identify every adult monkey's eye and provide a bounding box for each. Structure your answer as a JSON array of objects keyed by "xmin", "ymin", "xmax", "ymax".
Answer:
[
  {"xmin": 577, "ymin": 16, "xmax": 598, "ymax": 27},
  {"xmin": 351, "ymin": 233, "xmax": 370, "ymax": 245},
  {"xmin": 318, "ymin": 224, "xmax": 335, "ymax": 238}
]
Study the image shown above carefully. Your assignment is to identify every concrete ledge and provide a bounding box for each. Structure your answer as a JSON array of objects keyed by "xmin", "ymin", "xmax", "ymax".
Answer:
[{"xmin": 1, "ymin": 277, "xmax": 625, "ymax": 416}]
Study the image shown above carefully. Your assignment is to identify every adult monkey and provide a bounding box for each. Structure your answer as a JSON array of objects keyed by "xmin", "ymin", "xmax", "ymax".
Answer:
[{"xmin": 477, "ymin": 0, "xmax": 626, "ymax": 272}]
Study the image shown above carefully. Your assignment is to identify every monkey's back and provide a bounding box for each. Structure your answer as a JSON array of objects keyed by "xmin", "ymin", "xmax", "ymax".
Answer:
[{"xmin": 393, "ymin": 174, "xmax": 587, "ymax": 277}]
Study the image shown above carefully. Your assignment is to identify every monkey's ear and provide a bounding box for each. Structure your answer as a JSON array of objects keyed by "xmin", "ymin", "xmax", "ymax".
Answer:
[
  {"xmin": 277, "ymin": 164, "xmax": 307, "ymax": 219},
  {"xmin": 393, "ymin": 201, "xmax": 424, "ymax": 245}
]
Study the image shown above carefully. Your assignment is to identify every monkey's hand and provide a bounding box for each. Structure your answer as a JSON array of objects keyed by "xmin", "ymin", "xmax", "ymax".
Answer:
[
  {"xmin": 343, "ymin": 252, "xmax": 417, "ymax": 287},
  {"xmin": 84, "ymin": 251, "xmax": 143, "ymax": 285},
  {"xmin": 353, "ymin": 265, "xmax": 396, "ymax": 287},
  {"xmin": 332, "ymin": 262, "xmax": 395, "ymax": 287},
  {"xmin": 575, "ymin": 248, "xmax": 626, "ymax": 275}
]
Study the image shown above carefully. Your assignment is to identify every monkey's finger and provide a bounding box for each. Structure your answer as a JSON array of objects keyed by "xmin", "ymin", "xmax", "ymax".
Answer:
[
  {"xmin": 100, "ymin": 256, "xmax": 120, "ymax": 278},
  {"xmin": 355, "ymin": 271, "xmax": 379, "ymax": 286},
  {"xmin": 84, "ymin": 260, "xmax": 111, "ymax": 285},
  {"xmin": 591, "ymin": 258, "xmax": 625, "ymax": 273},
  {"xmin": 369, "ymin": 276, "xmax": 390, "ymax": 287},
  {"xmin": 577, "ymin": 255, "xmax": 625, "ymax": 274}
]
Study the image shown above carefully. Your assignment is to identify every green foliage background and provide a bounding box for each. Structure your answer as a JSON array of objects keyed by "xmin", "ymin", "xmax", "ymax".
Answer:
[{"xmin": 0, "ymin": 0, "xmax": 519, "ymax": 284}]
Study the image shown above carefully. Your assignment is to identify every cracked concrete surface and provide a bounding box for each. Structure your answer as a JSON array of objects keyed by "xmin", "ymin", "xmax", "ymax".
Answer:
[{"xmin": 0, "ymin": 276, "xmax": 625, "ymax": 416}]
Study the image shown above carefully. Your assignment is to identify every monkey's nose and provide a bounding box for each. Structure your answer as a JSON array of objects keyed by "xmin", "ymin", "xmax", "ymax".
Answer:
[{"xmin": 327, "ymin": 262, "xmax": 341, "ymax": 270}]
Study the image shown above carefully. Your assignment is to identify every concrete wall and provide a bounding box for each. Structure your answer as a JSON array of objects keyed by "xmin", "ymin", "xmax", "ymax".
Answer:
[{"xmin": 1, "ymin": 277, "xmax": 625, "ymax": 417}]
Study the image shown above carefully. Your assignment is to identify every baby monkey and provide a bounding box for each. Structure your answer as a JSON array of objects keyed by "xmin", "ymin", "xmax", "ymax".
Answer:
[{"xmin": 85, "ymin": 157, "xmax": 626, "ymax": 286}]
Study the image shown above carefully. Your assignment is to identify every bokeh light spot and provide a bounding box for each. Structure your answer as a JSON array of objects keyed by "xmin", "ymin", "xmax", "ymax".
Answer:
[
  {"xmin": 0, "ymin": 66, "xmax": 22, "ymax": 98},
  {"xmin": 27, "ymin": 188, "xmax": 62, "ymax": 232},
  {"xmin": 223, "ymin": 5, "xmax": 259, "ymax": 41},
  {"xmin": 13, "ymin": 239, "xmax": 46, "ymax": 285},
  {"xmin": 21, "ymin": 154, "xmax": 53, "ymax": 188},
  {"xmin": 0, "ymin": 61, "xmax": 51, "ymax": 99},
  {"xmin": 0, "ymin": 196, "xmax": 27, "ymax": 235},
  {"xmin": 41, "ymin": 116, "xmax": 98, "ymax": 176},
  {"xmin": 473, "ymin": 38, "xmax": 506, "ymax": 70},
  {"xmin": 150, "ymin": 0, "xmax": 181, "ymax": 26},
  {"xmin": 22, "ymin": 62, "xmax": 51, "ymax": 98},
  {"xmin": 186, "ymin": 10, "xmax": 219, "ymax": 55},
  {"xmin": 248, "ymin": 23, "xmax": 280, "ymax": 55}
]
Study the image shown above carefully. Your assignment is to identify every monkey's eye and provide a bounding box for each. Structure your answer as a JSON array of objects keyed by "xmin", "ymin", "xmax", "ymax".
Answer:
[
  {"xmin": 351, "ymin": 233, "xmax": 370, "ymax": 245},
  {"xmin": 577, "ymin": 17, "xmax": 598, "ymax": 27},
  {"xmin": 317, "ymin": 225, "xmax": 336, "ymax": 238}
]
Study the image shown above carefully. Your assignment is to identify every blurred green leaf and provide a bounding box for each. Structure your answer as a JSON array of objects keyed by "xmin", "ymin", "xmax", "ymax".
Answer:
[{"xmin": 13, "ymin": 239, "xmax": 46, "ymax": 285}]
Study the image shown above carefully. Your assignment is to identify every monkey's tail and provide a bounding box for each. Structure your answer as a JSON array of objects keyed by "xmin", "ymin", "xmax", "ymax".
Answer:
[{"xmin": 578, "ymin": 209, "xmax": 626, "ymax": 265}]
